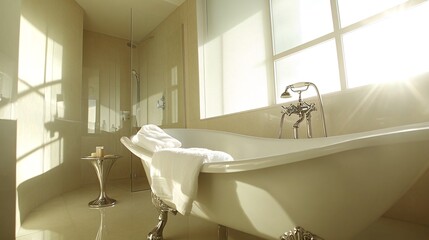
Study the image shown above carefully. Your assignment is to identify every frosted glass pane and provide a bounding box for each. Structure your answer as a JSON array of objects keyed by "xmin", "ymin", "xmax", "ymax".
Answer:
[
  {"xmin": 275, "ymin": 40, "xmax": 340, "ymax": 103},
  {"xmin": 271, "ymin": 0, "xmax": 333, "ymax": 54},
  {"xmin": 202, "ymin": 0, "xmax": 272, "ymax": 118},
  {"xmin": 343, "ymin": 1, "xmax": 429, "ymax": 88},
  {"xmin": 338, "ymin": 0, "xmax": 407, "ymax": 27}
]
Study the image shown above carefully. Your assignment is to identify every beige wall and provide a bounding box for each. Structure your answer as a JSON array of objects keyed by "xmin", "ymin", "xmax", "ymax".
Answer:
[
  {"xmin": 16, "ymin": 0, "xmax": 83, "ymax": 230},
  {"xmin": 81, "ymin": 31, "xmax": 132, "ymax": 183},
  {"xmin": 186, "ymin": 75, "xmax": 429, "ymax": 138},
  {"xmin": 0, "ymin": 0, "xmax": 20, "ymax": 120},
  {"xmin": 0, "ymin": 0, "xmax": 20, "ymax": 237},
  {"xmin": 137, "ymin": 4, "xmax": 187, "ymax": 129}
]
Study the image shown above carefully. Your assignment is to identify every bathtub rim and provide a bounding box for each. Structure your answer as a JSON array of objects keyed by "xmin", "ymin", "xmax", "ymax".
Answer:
[
  {"xmin": 121, "ymin": 121, "xmax": 429, "ymax": 174},
  {"xmin": 163, "ymin": 122, "xmax": 429, "ymax": 173}
]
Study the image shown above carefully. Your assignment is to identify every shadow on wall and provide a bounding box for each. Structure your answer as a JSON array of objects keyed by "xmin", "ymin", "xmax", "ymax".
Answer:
[
  {"xmin": 16, "ymin": 0, "xmax": 83, "ymax": 227},
  {"xmin": 16, "ymin": 118, "xmax": 82, "ymax": 224}
]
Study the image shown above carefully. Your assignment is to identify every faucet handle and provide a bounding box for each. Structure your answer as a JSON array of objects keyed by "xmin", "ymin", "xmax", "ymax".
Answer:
[{"xmin": 281, "ymin": 104, "xmax": 299, "ymax": 116}]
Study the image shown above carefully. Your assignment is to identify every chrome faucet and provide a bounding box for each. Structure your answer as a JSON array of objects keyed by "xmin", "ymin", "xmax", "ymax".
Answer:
[{"xmin": 278, "ymin": 82, "xmax": 327, "ymax": 139}]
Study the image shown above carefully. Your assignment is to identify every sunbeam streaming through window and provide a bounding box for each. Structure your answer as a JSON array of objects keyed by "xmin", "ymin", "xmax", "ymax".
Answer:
[
  {"xmin": 343, "ymin": 1, "xmax": 429, "ymax": 88},
  {"xmin": 17, "ymin": 16, "xmax": 64, "ymax": 185}
]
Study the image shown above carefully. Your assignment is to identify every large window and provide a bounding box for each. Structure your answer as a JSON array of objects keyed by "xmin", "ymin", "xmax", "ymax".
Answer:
[
  {"xmin": 199, "ymin": 0, "xmax": 429, "ymax": 118},
  {"xmin": 273, "ymin": 0, "xmax": 429, "ymax": 103}
]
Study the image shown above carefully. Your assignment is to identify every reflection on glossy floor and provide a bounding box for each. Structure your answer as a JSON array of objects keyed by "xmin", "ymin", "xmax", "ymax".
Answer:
[
  {"xmin": 131, "ymin": 176, "xmax": 150, "ymax": 192},
  {"xmin": 16, "ymin": 179, "xmax": 219, "ymax": 240},
  {"xmin": 16, "ymin": 178, "xmax": 429, "ymax": 240}
]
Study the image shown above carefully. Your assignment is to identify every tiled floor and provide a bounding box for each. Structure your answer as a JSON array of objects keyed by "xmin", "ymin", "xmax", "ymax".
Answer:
[
  {"xmin": 16, "ymin": 179, "xmax": 220, "ymax": 240},
  {"xmin": 16, "ymin": 179, "xmax": 429, "ymax": 240}
]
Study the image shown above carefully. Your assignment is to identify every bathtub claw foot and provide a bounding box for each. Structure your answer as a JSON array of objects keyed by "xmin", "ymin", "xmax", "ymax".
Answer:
[
  {"xmin": 148, "ymin": 193, "xmax": 178, "ymax": 240},
  {"xmin": 147, "ymin": 210, "xmax": 169, "ymax": 240},
  {"xmin": 280, "ymin": 226, "xmax": 323, "ymax": 240}
]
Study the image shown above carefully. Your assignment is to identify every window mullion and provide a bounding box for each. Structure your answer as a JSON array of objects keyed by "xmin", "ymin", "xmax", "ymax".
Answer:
[
  {"xmin": 272, "ymin": 32, "xmax": 335, "ymax": 61},
  {"xmin": 331, "ymin": 0, "xmax": 348, "ymax": 90}
]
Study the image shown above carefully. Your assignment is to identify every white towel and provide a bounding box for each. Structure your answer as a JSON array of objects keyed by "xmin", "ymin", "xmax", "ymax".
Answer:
[
  {"xmin": 150, "ymin": 147, "xmax": 233, "ymax": 215},
  {"xmin": 131, "ymin": 124, "xmax": 182, "ymax": 152}
]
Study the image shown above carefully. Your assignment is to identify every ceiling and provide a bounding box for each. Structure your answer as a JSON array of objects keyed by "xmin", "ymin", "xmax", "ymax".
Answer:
[{"xmin": 74, "ymin": 0, "xmax": 186, "ymax": 43}]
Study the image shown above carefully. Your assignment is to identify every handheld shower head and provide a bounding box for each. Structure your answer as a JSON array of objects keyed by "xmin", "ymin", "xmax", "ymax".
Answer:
[
  {"xmin": 281, "ymin": 82, "xmax": 312, "ymax": 98},
  {"xmin": 280, "ymin": 86, "xmax": 292, "ymax": 98}
]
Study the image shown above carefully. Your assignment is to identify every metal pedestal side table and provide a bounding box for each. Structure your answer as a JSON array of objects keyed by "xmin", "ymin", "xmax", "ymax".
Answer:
[{"xmin": 82, "ymin": 155, "xmax": 120, "ymax": 208}]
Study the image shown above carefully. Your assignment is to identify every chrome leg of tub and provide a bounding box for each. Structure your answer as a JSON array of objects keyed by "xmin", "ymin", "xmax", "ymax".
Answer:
[
  {"xmin": 280, "ymin": 226, "xmax": 323, "ymax": 240},
  {"xmin": 148, "ymin": 193, "xmax": 177, "ymax": 240},
  {"xmin": 218, "ymin": 225, "xmax": 228, "ymax": 240}
]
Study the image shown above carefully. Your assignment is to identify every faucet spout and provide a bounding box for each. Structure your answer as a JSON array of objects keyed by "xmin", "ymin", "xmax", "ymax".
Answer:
[{"xmin": 292, "ymin": 112, "xmax": 305, "ymax": 139}]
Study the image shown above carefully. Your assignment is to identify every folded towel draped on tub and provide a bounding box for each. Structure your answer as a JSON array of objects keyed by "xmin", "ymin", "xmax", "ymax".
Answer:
[
  {"xmin": 131, "ymin": 124, "xmax": 233, "ymax": 215},
  {"xmin": 131, "ymin": 124, "xmax": 182, "ymax": 152},
  {"xmin": 151, "ymin": 147, "xmax": 233, "ymax": 215}
]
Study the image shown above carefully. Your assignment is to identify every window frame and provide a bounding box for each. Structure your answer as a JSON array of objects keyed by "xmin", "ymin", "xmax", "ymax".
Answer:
[{"xmin": 270, "ymin": 0, "xmax": 428, "ymax": 103}]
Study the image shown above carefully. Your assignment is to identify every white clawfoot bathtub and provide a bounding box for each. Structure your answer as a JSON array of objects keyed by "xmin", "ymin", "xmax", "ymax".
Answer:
[{"xmin": 121, "ymin": 122, "xmax": 429, "ymax": 240}]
